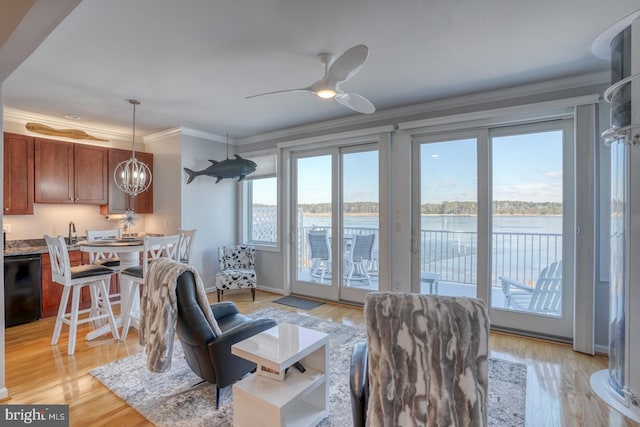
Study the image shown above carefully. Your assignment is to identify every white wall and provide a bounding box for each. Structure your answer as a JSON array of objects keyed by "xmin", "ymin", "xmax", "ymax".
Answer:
[
  {"xmin": 254, "ymin": 250, "xmax": 284, "ymax": 292},
  {"xmin": 144, "ymin": 132, "xmax": 182, "ymax": 236},
  {"xmin": 180, "ymin": 133, "xmax": 236, "ymax": 286}
]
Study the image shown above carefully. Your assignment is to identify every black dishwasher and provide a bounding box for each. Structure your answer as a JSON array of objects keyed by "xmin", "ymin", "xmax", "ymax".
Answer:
[{"xmin": 4, "ymin": 255, "xmax": 41, "ymax": 327}]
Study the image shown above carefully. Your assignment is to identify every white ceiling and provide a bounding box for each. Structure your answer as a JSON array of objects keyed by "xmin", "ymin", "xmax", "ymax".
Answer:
[{"xmin": 3, "ymin": 0, "xmax": 640, "ymax": 139}]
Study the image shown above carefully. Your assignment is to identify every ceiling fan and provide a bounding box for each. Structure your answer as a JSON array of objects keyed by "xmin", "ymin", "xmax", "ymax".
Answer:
[{"xmin": 246, "ymin": 44, "xmax": 376, "ymax": 114}]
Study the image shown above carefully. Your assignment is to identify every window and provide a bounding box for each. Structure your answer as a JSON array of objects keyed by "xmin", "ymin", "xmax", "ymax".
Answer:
[
  {"xmin": 247, "ymin": 176, "xmax": 278, "ymax": 245},
  {"xmin": 242, "ymin": 154, "xmax": 278, "ymax": 247}
]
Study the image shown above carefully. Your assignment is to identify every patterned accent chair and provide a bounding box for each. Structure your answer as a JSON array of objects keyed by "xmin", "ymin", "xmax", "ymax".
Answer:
[
  {"xmin": 350, "ymin": 292, "xmax": 490, "ymax": 427},
  {"xmin": 215, "ymin": 245, "xmax": 257, "ymax": 301}
]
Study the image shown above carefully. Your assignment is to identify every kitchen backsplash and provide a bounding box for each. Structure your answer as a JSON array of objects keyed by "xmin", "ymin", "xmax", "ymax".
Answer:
[{"xmin": 3, "ymin": 204, "xmax": 147, "ymax": 240}]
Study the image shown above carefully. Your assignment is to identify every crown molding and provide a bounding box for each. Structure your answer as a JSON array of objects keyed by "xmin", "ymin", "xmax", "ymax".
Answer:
[
  {"xmin": 3, "ymin": 107, "xmax": 131, "ymax": 142},
  {"xmin": 398, "ymin": 94, "xmax": 600, "ymax": 131},
  {"xmin": 144, "ymin": 126, "xmax": 232, "ymax": 145},
  {"xmin": 276, "ymin": 125, "xmax": 395, "ymax": 149},
  {"xmin": 235, "ymin": 72, "xmax": 609, "ymax": 146}
]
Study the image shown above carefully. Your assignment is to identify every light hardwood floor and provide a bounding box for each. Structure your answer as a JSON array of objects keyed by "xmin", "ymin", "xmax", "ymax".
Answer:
[{"xmin": 2, "ymin": 289, "xmax": 637, "ymax": 427}]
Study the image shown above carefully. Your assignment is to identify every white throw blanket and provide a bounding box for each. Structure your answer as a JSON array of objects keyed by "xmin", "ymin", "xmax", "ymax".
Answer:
[{"xmin": 139, "ymin": 258, "xmax": 221, "ymax": 373}]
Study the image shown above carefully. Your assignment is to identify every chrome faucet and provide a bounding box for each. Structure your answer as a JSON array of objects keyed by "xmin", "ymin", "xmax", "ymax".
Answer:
[{"xmin": 68, "ymin": 221, "xmax": 77, "ymax": 244}]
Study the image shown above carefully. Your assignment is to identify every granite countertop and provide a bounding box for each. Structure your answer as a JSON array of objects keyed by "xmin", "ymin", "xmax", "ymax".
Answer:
[{"xmin": 4, "ymin": 238, "xmax": 82, "ymax": 256}]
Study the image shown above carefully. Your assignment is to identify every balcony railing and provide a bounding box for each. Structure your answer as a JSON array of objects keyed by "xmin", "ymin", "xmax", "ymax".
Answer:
[
  {"xmin": 296, "ymin": 226, "xmax": 379, "ymax": 270},
  {"xmin": 295, "ymin": 225, "xmax": 561, "ymax": 288},
  {"xmin": 419, "ymin": 229, "xmax": 562, "ymax": 287}
]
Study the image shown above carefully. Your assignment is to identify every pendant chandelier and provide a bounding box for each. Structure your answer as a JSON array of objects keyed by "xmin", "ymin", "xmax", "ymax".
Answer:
[{"xmin": 114, "ymin": 99, "xmax": 152, "ymax": 197}]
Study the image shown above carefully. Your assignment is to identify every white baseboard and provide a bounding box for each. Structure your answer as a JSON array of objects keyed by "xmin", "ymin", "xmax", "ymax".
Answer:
[
  {"xmin": 595, "ymin": 344, "xmax": 609, "ymax": 355},
  {"xmin": 203, "ymin": 285, "xmax": 285, "ymax": 295},
  {"xmin": 257, "ymin": 285, "xmax": 285, "ymax": 295}
]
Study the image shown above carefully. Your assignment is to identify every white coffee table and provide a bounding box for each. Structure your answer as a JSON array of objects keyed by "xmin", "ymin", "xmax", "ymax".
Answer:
[{"xmin": 231, "ymin": 323, "xmax": 329, "ymax": 427}]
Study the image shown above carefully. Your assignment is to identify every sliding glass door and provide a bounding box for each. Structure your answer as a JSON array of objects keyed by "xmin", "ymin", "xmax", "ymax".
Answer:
[
  {"xmin": 412, "ymin": 135, "xmax": 480, "ymax": 298},
  {"xmin": 489, "ymin": 121, "xmax": 574, "ymax": 338},
  {"xmin": 340, "ymin": 146, "xmax": 380, "ymax": 302},
  {"xmin": 412, "ymin": 120, "xmax": 574, "ymax": 338},
  {"xmin": 291, "ymin": 144, "xmax": 379, "ymax": 303}
]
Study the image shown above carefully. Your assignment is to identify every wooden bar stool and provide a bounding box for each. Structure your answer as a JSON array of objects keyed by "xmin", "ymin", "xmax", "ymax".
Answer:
[
  {"xmin": 119, "ymin": 234, "xmax": 181, "ymax": 340},
  {"xmin": 44, "ymin": 235, "xmax": 120, "ymax": 355}
]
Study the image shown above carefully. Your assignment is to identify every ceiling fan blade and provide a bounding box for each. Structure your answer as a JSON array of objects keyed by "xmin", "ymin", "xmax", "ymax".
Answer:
[
  {"xmin": 327, "ymin": 44, "xmax": 369, "ymax": 85},
  {"xmin": 335, "ymin": 92, "xmax": 376, "ymax": 114},
  {"xmin": 246, "ymin": 87, "xmax": 312, "ymax": 99}
]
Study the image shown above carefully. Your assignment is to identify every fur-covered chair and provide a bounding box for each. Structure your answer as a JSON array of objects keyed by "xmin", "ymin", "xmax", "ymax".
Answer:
[
  {"xmin": 215, "ymin": 245, "xmax": 257, "ymax": 301},
  {"xmin": 350, "ymin": 292, "xmax": 490, "ymax": 427}
]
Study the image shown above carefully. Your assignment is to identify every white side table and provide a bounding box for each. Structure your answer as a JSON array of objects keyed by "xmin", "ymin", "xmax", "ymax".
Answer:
[{"xmin": 231, "ymin": 323, "xmax": 329, "ymax": 427}]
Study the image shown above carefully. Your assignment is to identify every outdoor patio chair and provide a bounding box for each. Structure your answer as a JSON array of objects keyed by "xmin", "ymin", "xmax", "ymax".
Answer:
[
  {"xmin": 307, "ymin": 229, "xmax": 331, "ymax": 283},
  {"xmin": 499, "ymin": 261, "xmax": 562, "ymax": 314},
  {"xmin": 344, "ymin": 234, "xmax": 375, "ymax": 286}
]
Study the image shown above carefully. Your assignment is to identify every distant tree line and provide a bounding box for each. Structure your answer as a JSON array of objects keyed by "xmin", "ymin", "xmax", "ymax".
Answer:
[
  {"xmin": 297, "ymin": 202, "xmax": 379, "ymax": 214},
  {"xmin": 292, "ymin": 201, "xmax": 561, "ymax": 215},
  {"xmin": 422, "ymin": 200, "xmax": 562, "ymax": 215}
]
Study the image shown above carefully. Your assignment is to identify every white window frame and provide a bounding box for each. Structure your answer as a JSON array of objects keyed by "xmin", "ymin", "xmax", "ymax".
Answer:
[{"xmin": 239, "ymin": 153, "xmax": 279, "ymax": 251}]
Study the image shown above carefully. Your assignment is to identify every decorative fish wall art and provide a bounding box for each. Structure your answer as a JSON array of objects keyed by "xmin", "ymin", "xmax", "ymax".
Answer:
[{"xmin": 184, "ymin": 154, "xmax": 257, "ymax": 184}]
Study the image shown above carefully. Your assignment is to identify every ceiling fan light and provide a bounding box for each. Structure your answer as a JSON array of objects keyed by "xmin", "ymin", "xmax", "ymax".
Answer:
[{"xmin": 316, "ymin": 89, "xmax": 336, "ymax": 99}]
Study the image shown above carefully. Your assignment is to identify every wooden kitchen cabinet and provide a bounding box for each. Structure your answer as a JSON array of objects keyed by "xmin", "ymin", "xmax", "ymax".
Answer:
[
  {"xmin": 3, "ymin": 133, "xmax": 34, "ymax": 215},
  {"xmin": 34, "ymin": 138, "xmax": 108, "ymax": 204},
  {"xmin": 100, "ymin": 148, "xmax": 153, "ymax": 214},
  {"xmin": 74, "ymin": 143, "xmax": 109, "ymax": 203},
  {"xmin": 132, "ymin": 151, "xmax": 153, "ymax": 213}
]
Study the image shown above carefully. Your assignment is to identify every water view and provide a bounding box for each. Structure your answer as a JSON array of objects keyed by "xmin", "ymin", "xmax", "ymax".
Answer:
[
  {"xmin": 303, "ymin": 214, "xmax": 562, "ymax": 234},
  {"xmin": 298, "ymin": 212, "xmax": 562, "ymax": 301}
]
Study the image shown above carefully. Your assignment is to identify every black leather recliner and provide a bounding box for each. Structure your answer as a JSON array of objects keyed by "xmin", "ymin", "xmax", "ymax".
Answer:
[{"xmin": 175, "ymin": 270, "xmax": 276, "ymax": 408}]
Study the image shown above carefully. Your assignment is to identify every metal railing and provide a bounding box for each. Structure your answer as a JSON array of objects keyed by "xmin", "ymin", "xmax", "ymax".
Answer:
[
  {"xmin": 419, "ymin": 229, "xmax": 562, "ymax": 287},
  {"xmin": 295, "ymin": 225, "xmax": 562, "ymax": 288},
  {"xmin": 296, "ymin": 226, "xmax": 379, "ymax": 270}
]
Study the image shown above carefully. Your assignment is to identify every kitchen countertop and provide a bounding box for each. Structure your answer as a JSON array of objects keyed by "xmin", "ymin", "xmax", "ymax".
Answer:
[{"xmin": 4, "ymin": 238, "xmax": 81, "ymax": 256}]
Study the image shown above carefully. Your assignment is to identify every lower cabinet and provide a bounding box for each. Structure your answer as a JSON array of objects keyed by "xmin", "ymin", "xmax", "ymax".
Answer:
[{"xmin": 40, "ymin": 250, "xmax": 120, "ymax": 318}]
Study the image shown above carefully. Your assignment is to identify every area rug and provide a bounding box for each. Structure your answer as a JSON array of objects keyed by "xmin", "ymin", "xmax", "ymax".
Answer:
[
  {"xmin": 273, "ymin": 295, "xmax": 325, "ymax": 310},
  {"xmin": 90, "ymin": 308, "xmax": 526, "ymax": 426}
]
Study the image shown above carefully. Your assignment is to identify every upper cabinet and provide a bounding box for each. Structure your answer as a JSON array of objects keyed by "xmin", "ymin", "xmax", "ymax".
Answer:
[
  {"xmin": 132, "ymin": 151, "xmax": 153, "ymax": 214},
  {"xmin": 34, "ymin": 138, "xmax": 108, "ymax": 204},
  {"xmin": 3, "ymin": 133, "xmax": 34, "ymax": 215},
  {"xmin": 74, "ymin": 143, "xmax": 109, "ymax": 204},
  {"xmin": 100, "ymin": 148, "xmax": 154, "ymax": 214}
]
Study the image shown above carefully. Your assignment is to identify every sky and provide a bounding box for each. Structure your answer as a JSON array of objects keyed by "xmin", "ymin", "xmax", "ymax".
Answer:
[
  {"xmin": 422, "ymin": 130, "xmax": 563, "ymax": 204},
  {"xmin": 253, "ymin": 129, "xmax": 564, "ymax": 205},
  {"xmin": 295, "ymin": 150, "xmax": 379, "ymax": 205}
]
